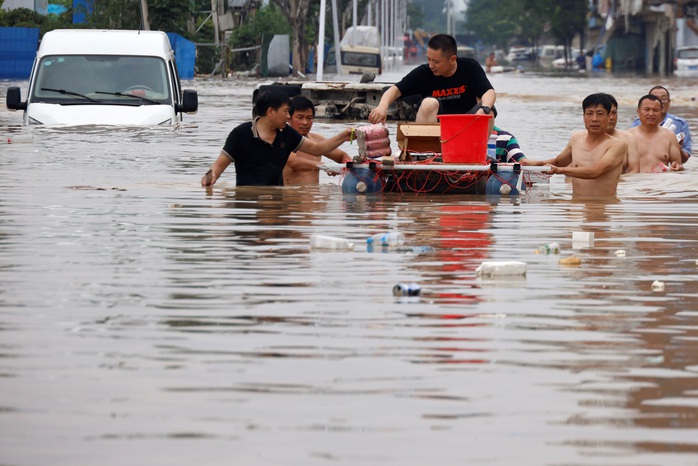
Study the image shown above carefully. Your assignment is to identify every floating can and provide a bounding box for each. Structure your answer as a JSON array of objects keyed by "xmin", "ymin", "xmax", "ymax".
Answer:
[{"xmin": 393, "ymin": 283, "xmax": 421, "ymax": 296}]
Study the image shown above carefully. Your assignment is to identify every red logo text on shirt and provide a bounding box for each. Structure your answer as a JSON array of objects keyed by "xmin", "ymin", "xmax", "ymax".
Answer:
[{"xmin": 432, "ymin": 86, "xmax": 466, "ymax": 98}]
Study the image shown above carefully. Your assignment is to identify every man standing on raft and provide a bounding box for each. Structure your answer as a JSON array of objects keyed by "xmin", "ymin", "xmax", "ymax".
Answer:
[{"xmin": 368, "ymin": 34, "xmax": 496, "ymax": 125}]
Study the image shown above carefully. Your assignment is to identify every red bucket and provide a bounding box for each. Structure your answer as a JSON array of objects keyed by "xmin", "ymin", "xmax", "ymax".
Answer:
[{"xmin": 438, "ymin": 114, "xmax": 492, "ymax": 164}]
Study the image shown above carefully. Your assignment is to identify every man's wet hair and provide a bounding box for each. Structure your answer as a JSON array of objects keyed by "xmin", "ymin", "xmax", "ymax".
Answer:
[
  {"xmin": 255, "ymin": 91, "xmax": 291, "ymax": 117},
  {"xmin": 427, "ymin": 34, "xmax": 457, "ymax": 57},
  {"xmin": 637, "ymin": 94, "xmax": 662, "ymax": 109},
  {"xmin": 290, "ymin": 95, "xmax": 315, "ymax": 117},
  {"xmin": 601, "ymin": 93, "xmax": 618, "ymax": 108},
  {"xmin": 649, "ymin": 85, "xmax": 670, "ymax": 99},
  {"xmin": 582, "ymin": 93, "xmax": 613, "ymax": 113}
]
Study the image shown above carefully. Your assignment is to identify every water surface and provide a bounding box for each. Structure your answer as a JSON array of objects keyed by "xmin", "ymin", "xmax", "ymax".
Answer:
[{"xmin": 1, "ymin": 67, "xmax": 698, "ymax": 465}]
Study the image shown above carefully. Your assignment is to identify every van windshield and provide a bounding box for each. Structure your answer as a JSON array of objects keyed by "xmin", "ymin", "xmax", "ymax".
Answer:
[
  {"xmin": 32, "ymin": 55, "xmax": 171, "ymax": 105},
  {"xmin": 341, "ymin": 51, "xmax": 380, "ymax": 67}
]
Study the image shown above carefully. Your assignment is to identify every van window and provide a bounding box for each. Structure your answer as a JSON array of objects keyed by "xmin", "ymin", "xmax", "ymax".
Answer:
[
  {"xmin": 32, "ymin": 55, "xmax": 171, "ymax": 104},
  {"xmin": 341, "ymin": 50, "xmax": 380, "ymax": 67}
]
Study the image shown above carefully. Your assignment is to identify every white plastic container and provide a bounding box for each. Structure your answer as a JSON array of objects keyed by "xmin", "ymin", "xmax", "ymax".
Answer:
[
  {"xmin": 309, "ymin": 235, "xmax": 355, "ymax": 251},
  {"xmin": 476, "ymin": 261, "xmax": 527, "ymax": 277},
  {"xmin": 572, "ymin": 231, "xmax": 595, "ymax": 249}
]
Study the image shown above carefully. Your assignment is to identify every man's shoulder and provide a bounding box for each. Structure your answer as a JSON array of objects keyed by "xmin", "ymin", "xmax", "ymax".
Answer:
[
  {"xmin": 611, "ymin": 128, "xmax": 635, "ymax": 141},
  {"xmin": 306, "ymin": 132, "xmax": 326, "ymax": 142},
  {"xmin": 569, "ymin": 129, "xmax": 587, "ymax": 141},
  {"xmin": 668, "ymin": 112, "xmax": 688, "ymax": 124},
  {"xmin": 457, "ymin": 57, "xmax": 479, "ymax": 66},
  {"xmin": 232, "ymin": 121, "xmax": 253, "ymax": 130}
]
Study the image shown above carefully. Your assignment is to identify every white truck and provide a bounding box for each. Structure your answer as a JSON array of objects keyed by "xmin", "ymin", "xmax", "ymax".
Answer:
[
  {"xmin": 5, "ymin": 29, "xmax": 198, "ymax": 126},
  {"xmin": 325, "ymin": 26, "xmax": 382, "ymax": 75}
]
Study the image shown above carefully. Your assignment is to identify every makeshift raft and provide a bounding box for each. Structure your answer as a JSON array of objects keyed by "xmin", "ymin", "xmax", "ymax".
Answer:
[{"xmin": 321, "ymin": 161, "xmax": 551, "ymax": 195}]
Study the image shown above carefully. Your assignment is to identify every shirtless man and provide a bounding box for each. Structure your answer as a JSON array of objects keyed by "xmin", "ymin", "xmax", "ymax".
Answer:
[
  {"xmin": 627, "ymin": 94, "xmax": 683, "ymax": 173},
  {"xmin": 283, "ymin": 96, "xmax": 352, "ymax": 186},
  {"xmin": 522, "ymin": 93, "xmax": 626, "ymax": 197},
  {"xmin": 630, "ymin": 86, "xmax": 692, "ymax": 162},
  {"xmin": 605, "ymin": 94, "xmax": 640, "ymax": 173}
]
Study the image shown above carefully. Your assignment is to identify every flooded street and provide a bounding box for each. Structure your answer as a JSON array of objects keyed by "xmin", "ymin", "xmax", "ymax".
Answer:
[{"xmin": 2, "ymin": 66, "xmax": 698, "ymax": 465}]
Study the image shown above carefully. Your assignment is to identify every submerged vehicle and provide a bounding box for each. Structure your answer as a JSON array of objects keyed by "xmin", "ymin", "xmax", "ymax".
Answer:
[
  {"xmin": 674, "ymin": 46, "xmax": 698, "ymax": 77},
  {"xmin": 5, "ymin": 29, "xmax": 198, "ymax": 126},
  {"xmin": 325, "ymin": 26, "xmax": 382, "ymax": 75},
  {"xmin": 252, "ymin": 80, "xmax": 418, "ymax": 121}
]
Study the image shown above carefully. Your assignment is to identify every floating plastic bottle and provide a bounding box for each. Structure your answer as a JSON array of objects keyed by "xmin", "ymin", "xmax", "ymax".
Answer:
[
  {"xmin": 536, "ymin": 242, "xmax": 560, "ymax": 254},
  {"xmin": 6, "ymin": 134, "xmax": 33, "ymax": 144},
  {"xmin": 309, "ymin": 234, "xmax": 355, "ymax": 251},
  {"xmin": 366, "ymin": 231, "xmax": 406, "ymax": 247},
  {"xmin": 392, "ymin": 283, "xmax": 421, "ymax": 296}
]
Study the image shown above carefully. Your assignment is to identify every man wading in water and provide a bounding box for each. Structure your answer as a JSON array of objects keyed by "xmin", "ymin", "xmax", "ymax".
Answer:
[{"xmin": 523, "ymin": 93, "xmax": 626, "ymax": 197}]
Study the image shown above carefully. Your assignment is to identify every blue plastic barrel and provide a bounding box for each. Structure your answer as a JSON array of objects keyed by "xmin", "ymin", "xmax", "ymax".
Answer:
[
  {"xmin": 341, "ymin": 168, "xmax": 383, "ymax": 194},
  {"xmin": 485, "ymin": 172, "xmax": 524, "ymax": 195}
]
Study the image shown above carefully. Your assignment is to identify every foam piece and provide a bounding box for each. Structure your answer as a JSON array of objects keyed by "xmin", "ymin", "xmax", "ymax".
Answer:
[
  {"xmin": 476, "ymin": 261, "xmax": 527, "ymax": 277},
  {"xmin": 572, "ymin": 231, "xmax": 595, "ymax": 248}
]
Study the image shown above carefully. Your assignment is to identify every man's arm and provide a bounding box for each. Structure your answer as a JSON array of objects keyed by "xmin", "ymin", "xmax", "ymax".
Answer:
[
  {"xmin": 522, "ymin": 141, "xmax": 573, "ymax": 167},
  {"xmin": 476, "ymin": 89, "xmax": 496, "ymax": 114},
  {"xmin": 285, "ymin": 152, "xmax": 322, "ymax": 173},
  {"xmin": 624, "ymin": 133, "xmax": 640, "ymax": 174},
  {"xmin": 201, "ymin": 151, "xmax": 232, "ymax": 186},
  {"xmin": 307, "ymin": 132, "xmax": 352, "ymax": 163},
  {"xmin": 300, "ymin": 128, "xmax": 353, "ymax": 156},
  {"xmin": 368, "ymin": 86, "xmax": 402, "ymax": 124},
  {"xmin": 668, "ymin": 133, "xmax": 684, "ymax": 171},
  {"xmin": 679, "ymin": 119, "xmax": 691, "ymax": 162},
  {"xmin": 552, "ymin": 139, "xmax": 625, "ymax": 179}
]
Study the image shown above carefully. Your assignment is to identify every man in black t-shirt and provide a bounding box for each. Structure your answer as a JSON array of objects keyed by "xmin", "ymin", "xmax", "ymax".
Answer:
[
  {"xmin": 201, "ymin": 91, "xmax": 353, "ymax": 187},
  {"xmin": 369, "ymin": 34, "xmax": 496, "ymax": 125}
]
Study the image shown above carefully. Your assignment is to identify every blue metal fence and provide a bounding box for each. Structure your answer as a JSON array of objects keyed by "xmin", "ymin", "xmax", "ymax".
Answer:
[{"xmin": 0, "ymin": 27, "xmax": 39, "ymax": 79}]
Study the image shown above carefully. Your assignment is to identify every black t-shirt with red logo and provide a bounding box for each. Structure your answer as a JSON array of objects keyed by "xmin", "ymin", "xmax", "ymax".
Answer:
[{"xmin": 395, "ymin": 57, "xmax": 493, "ymax": 115}]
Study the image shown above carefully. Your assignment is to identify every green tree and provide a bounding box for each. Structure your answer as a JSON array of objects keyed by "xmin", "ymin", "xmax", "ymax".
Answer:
[
  {"xmin": 228, "ymin": 2, "xmax": 290, "ymax": 71},
  {"xmin": 0, "ymin": 6, "xmax": 73, "ymax": 35},
  {"xmin": 548, "ymin": 0, "xmax": 586, "ymax": 62},
  {"xmin": 407, "ymin": 1, "xmax": 424, "ymax": 30},
  {"xmin": 83, "ymin": 0, "xmax": 141, "ymax": 29}
]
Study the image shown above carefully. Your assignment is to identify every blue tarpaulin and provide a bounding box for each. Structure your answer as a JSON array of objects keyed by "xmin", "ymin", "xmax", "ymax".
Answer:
[
  {"xmin": 0, "ymin": 27, "xmax": 39, "ymax": 79},
  {"xmin": 72, "ymin": 0, "xmax": 90, "ymax": 24},
  {"xmin": 166, "ymin": 33, "xmax": 196, "ymax": 80}
]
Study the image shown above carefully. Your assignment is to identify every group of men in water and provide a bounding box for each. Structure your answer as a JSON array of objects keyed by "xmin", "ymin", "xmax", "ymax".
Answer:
[{"xmin": 201, "ymin": 33, "xmax": 692, "ymax": 198}]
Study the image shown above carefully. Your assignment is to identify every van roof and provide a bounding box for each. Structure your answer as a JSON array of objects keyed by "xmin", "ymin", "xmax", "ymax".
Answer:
[{"xmin": 38, "ymin": 29, "xmax": 174, "ymax": 58}]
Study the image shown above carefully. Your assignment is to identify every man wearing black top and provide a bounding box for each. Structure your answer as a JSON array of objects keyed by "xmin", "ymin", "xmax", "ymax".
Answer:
[
  {"xmin": 368, "ymin": 34, "xmax": 496, "ymax": 124},
  {"xmin": 201, "ymin": 91, "xmax": 353, "ymax": 187}
]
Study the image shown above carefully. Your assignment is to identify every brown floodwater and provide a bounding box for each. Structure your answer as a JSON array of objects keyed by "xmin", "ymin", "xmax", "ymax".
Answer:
[{"xmin": 1, "ymin": 65, "xmax": 698, "ymax": 465}]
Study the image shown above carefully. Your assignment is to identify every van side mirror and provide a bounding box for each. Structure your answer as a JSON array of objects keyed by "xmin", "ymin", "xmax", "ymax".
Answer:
[
  {"xmin": 176, "ymin": 89, "xmax": 198, "ymax": 114},
  {"xmin": 6, "ymin": 87, "xmax": 27, "ymax": 111}
]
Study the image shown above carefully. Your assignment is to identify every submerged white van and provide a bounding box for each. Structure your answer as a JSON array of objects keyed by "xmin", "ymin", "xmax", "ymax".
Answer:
[{"xmin": 5, "ymin": 29, "xmax": 198, "ymax": 126}]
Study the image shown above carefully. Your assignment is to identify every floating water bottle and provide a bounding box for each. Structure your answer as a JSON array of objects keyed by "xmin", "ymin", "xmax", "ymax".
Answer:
[
  {"xmin": 309, "ymin": 234, "xmax": 355, "ymax": 251},
  {"xmin": 393, "ymin": 283, "xmax": 421, "ymax": 296},
  {"xmin": 6, "ymin": 134, "xmax": 33, "ymax": 144},
  {"xmin": 366, "ymin": 231, "xmax": 406, "ymax": 247},
  {"xmin": 536, "ymin": 242, "xmax": 560, "ymax": 254}
]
